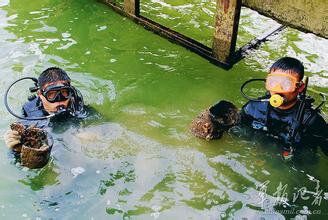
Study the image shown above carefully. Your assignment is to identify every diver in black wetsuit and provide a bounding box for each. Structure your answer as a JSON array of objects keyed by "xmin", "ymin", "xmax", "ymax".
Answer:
[
  {"xmin": 3, "ymin": 67, "xmax": 87, "ymax": 149},
  {"xmin": 240, "ymin": 57, "xmax": 327, "ymax": 158}
]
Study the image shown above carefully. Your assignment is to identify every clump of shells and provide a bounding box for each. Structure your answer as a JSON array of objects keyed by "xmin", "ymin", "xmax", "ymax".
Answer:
[
  {"xmin": 10, "ymin": 122, "xmax": 51, "ymax": 169},
  {"xmin": 191, "ymin": 100, "xmax": 239, "ymax": 140}
]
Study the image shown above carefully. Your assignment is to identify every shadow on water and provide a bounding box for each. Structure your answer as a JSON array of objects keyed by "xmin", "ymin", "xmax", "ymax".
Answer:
[
  {"xmin": 0, "ymin": 0, "xmax": 327, "ymax": 219},
  {"xmin": 18, "ymin": 159, "xmax": 60, "ymax": 191}
]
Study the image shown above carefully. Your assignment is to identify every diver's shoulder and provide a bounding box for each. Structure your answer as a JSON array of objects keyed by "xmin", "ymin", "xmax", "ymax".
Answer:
[
  {"xmin": 22, "ymin": 95, "xmax": 39, "ymax": 108},
  {"xmin": 242, "ymin": 100, "xmax": 268, "ymax": 112}
]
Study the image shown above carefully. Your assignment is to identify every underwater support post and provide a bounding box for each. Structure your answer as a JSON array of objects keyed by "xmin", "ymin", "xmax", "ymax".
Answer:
[
  {"xmin": 124, "ymin": 0, "xmax": 139, "ymax": 16},
  {"xmin": 212, "ymin": 0, "xmax": 241, "ymax": 65}
]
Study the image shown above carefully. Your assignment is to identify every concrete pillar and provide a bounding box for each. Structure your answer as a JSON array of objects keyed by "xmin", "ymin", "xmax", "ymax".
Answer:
[
  {"xmin": 124, "ymin": 0, "xmax": 140, "ymax": 16},
  {"xmin": 212, "ymin": 0, "xmax": 241, "ymax": 65},
  {"xmin": 242, "ymin": 0, "xmax": 328, "ymax": 39}
]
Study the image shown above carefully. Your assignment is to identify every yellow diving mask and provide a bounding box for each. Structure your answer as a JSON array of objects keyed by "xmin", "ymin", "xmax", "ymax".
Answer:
[{"xmin": 265, "ymin": 73, "xmax": 300, "ymax": 93}]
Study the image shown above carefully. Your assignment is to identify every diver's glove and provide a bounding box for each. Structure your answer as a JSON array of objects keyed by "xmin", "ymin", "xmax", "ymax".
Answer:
[{"xmin": 3, "ymin": 130, "xmax": 21, "ymax": 149}]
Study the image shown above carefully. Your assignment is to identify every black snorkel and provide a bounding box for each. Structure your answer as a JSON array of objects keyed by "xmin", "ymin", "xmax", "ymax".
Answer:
[
  {"xmin": 240, "ymin": 78, "xmax": 287, "ymax": 108},
  {"xmin": 4, "ymin": 77, "xmax": 84, "ymax": 121},
  {"xmin": 282, "ymin": 76, "xmax": 309, "ymax": 159},
  {"xmin": 4, "ymin": 77, "xmax": 55, "ymax": 120},
  {"xmin": 240, "ymin": 77, "xmax": 325, "ymax": 109},
  {"xmin": 240, "ymin": 78, "xmax": 267, "ymax": 102}
]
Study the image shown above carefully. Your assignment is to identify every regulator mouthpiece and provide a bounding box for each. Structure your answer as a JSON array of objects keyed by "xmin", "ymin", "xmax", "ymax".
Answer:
[
  {"xmin": 269, "ymin": 94, "xmax": 285, "ymax": 108},
  {"xmin": 56, "ymin": 105, "xmax": 67, "ymax": 114}
]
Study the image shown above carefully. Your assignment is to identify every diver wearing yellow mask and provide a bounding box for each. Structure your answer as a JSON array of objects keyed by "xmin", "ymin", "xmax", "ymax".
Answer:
[{"xmin": 240, "ymin": 57, "xmax": 327, "ymax": 159}]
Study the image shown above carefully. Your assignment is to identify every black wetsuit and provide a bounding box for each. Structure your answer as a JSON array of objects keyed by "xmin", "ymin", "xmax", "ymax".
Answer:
[
  {"xmin": 20, "ymin": 91, "xmax": 87, "ymax": 128},
  {"xmin": 240, "ymin": 98, "xmax": 327, "ymax": 147}
]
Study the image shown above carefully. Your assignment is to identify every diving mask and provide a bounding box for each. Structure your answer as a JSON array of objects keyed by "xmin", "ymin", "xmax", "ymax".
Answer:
[
  {"xmin": 265, "ymin": 73, "xmax": 300, "ymax": 93},
  {"xmin": 41, "ymin": 84, "xmax": 73, "ymax": 103},
  {"xmin": 240, "ymin": 78, "xmax": 287, "ymax": 108}
]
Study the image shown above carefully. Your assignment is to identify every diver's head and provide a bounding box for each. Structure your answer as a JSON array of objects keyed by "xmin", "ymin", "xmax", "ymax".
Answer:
[
  {"xmin": 266, "ymin": 57, "xmax": 306, "ymax": 109},
  {"xmin": 37, "ymin": 67, "xmax": 73, "ymax": 113}
]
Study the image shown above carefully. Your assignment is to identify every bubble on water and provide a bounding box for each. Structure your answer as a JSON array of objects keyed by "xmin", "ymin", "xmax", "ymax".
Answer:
[
  {"xmin": 324, "ymin": 192, "xmax": 328, "ymax": 200},
  {"xmin": 150, "ymin": 212, "xmax": 160, "ymax": 219},
  {"xmin": 106, "ymin": 199, "xmax": 111, "ymax": 206},
  {"xmin": 62, "ymin": 32, "xmax": 71, "ymax": 38},
  {"xmin": 148, "ymin": 120, "xmax": 165, "ymax": 128},
  {"xmin": 261, "ymin": 170, "xmax": 270, "ymax": 176},
  {"xmin": 0, "ymin": 205, "xmax": 4, "ymax": 208},
  {"xmin": 110, "ymin": 59, "xmax": 117, "ymax": 63},
  {"xmin": 306, "ymin": 174, "xmax": 316, "ymax": 181},
  {"xmin": 97, "ymin": 26, "xmax": 107, "ymax": 31},
  {"xmin": 151, "ymin": 205, "xmax": 161, "ymax": 212},
  {"xmin": 96, "ymin": 170, "xmax": 101, "ymax": 174},
  {"xmin": 150, "ymin": 205, "xmax": 161, "ymax": 219},
  {"xmin": 71, "ymin": 167, "xmax": 85, "ymax": 177},
  {"xmin": 29, "ymin": 11, "xmax": 42, "ymax": 15},
  {"xmin": 22, "ymin": 213, "xmax": 27, "ymax": 217},
  {"xmin": 57, "ymin": 38, "xmax": 77, "ymax": 50},
  {"xmin": 80, "ymin": 194, "xmax": 84, "ymax": 199},
  {"xmin": 85, "ymin": 51, "xmax": 91, "ymax": 55}
]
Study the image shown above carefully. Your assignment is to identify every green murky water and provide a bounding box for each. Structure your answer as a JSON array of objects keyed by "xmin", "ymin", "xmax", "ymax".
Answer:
[{"xmin": 0, "ymin": 0, "xmax": 327, "ymax": 219}]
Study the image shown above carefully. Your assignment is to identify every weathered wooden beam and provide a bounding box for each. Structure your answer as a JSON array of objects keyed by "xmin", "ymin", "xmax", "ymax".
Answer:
[
  {"xmin": 212, "ymin": 0, "xmax": 241, "ymax": 65},
  {"xmin": 242, "ymin": 0, "xmax": 328, "ymax": 39},
  {"xmin": 124, "ymin": 0, "xmax": 140, "ymax": 16}
]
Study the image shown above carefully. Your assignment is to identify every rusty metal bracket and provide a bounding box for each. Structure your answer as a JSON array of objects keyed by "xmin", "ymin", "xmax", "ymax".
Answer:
[
  {"xmin": 100, "ymin": 0, "xmax": 233, "ymax": 69},
  {"xmin": 234, "ymin": 24, "xmax": 286, "ymax": 62},
  {"xmin": 100, "ymin": 0, "xmax": 287, "ymax": 69}
]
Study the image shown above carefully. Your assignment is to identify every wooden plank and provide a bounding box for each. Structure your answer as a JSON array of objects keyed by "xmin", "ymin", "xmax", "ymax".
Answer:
[{"xmin": 124, "ymin": 0, "xmax": 140, "ymax": 16}]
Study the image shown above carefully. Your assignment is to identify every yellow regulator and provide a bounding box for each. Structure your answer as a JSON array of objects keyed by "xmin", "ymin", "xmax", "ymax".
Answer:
[{"xmin": 269, "ymin": 94, "xmax": 285, "ymax": 108}]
